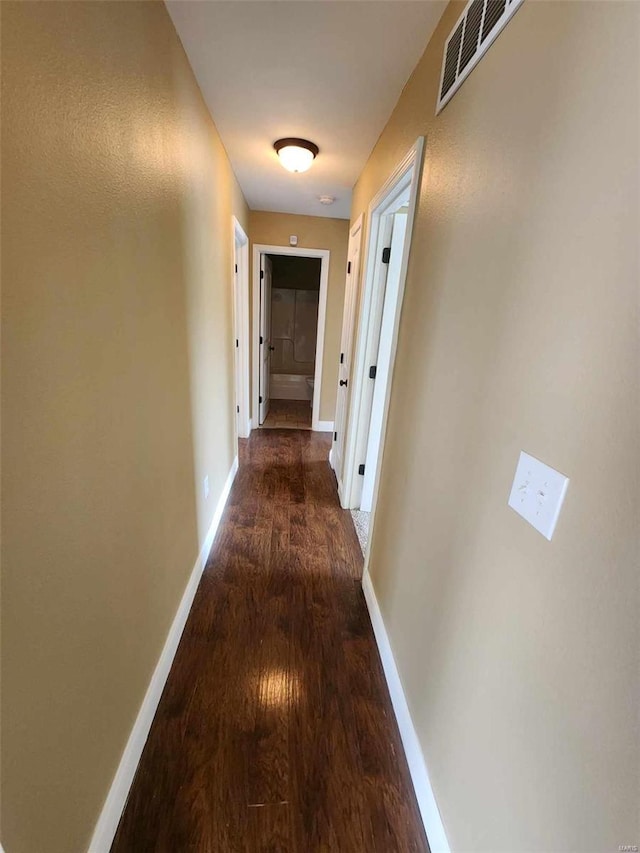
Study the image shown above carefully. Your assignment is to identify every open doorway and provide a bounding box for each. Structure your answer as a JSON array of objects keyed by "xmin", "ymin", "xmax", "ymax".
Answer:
[
  {"xmin": 334, "ymin": 139, "xmax": 424, "ymax": 557},
  {"xmin": 252, "ymin": 245, "xmax": 330, "ymax": 432},
  {"xmin": 262, "ymin": 254, "xmax": 321, "ymax": 429}
]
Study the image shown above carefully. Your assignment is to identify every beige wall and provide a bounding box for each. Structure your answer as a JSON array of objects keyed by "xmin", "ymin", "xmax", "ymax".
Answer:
[
  {"xmin": 250, "ymin": 211, "xmax": 349, "ymax": 422},
  {"xmin": 1, "ymin": 3, "xmax": 248, "ymax": 851},
  {"xmin": 351, "ymin": 2, "xmax": 639, "ymax": 851}
]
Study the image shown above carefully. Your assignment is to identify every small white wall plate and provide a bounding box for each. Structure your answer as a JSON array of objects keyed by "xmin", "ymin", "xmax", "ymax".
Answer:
[{"xmin": 508, "ymin": 451, "xmax": 569, "ymax": 541}]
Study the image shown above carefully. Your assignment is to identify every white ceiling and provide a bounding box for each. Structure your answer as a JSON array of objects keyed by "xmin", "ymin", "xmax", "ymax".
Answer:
[{"xmin": 166, "ymin": 1, "xmax": 445, "ymax": 219}]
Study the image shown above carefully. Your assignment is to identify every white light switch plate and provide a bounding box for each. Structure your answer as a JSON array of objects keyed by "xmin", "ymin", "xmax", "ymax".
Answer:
[{"xmin": 508, "ymin": 451, "xmax": 569, "ymax": 540}]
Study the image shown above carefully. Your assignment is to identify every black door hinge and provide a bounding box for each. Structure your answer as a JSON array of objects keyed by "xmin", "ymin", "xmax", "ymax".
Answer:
[
  {"xmin": 369, "ymin": 365, "xmax": 377, "ymax": 379},
  {"xmin": 358, "ymin": 464, "xmax": 366, "ymax": 476},
  {"xmin": 333, "ymin": 432, "xmax": 337, "ymax": 441},
  {"xmin": 260, "ymin": 269, "xmax": 264, "ymax": 279},
  {"xmin": 347, "ymin": 261, "xmax": 352, "ymax": 274},
  {"xmin": 260, "ymin": 335, "xmax": 263, "ymax": 345},
  {"xmin": 237, "ymin": 405, "xmax": 240, "ymax": 413},
  {"xmin": 340, "ymin": 352, "xmax": 344, "ymax": 364},
  {"xmin": 236, "ymin": 339, "xmax": 239, "ymax": 348},
  {"xmin": 235, "ymin": 263, "xmax": 238, "ymax": 273},
  {"xmin": 259, "ymin": 395, "xmax": 263, "ymax": 404},
  {"xmin": 382, "ymin": 247, "xmax": 391, "ymax": 264}
]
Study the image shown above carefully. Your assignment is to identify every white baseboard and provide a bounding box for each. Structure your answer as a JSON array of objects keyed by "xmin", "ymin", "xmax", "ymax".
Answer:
[
  {"xmin": 313, "ymin": 419, "xmax": 334, "ymax": 432},
  {"xmin": 328, "ymin": 447, "xmax": 335, "ymax": 470},
  {"xmin": 361, "ymin": 569, "xmax": 450, "ymax": 853},
  {"xmin": 89, "ymin": 456, "xmax": 239, "ymax": 852}
]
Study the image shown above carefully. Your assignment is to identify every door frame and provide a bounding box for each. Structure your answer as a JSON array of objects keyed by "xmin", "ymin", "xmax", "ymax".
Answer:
[
  {"xmin": 251, "ymin": 244, "xmax": 331, "ymax": 432},
  {"xmin": 233, "ymin": 217, "xmax": 251, "ymax": 438},
  {"xmin": 340, "ymin": 137, "xmax": 425, "ymax": 517}
]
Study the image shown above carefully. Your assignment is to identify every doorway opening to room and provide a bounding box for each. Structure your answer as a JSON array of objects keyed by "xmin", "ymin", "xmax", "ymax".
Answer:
[
  {"xmin": 332, "ymin": 139, "xmax": 424, "ymax": 558},
  {"xmin": 252, "ymin": 245, "xmax": 330, "ymax": 432}
]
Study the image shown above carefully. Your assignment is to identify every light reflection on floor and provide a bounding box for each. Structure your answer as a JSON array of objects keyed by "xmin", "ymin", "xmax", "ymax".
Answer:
[{"xmin": 256, "ymin": 666, "xmax": 301, "ymax": 708}]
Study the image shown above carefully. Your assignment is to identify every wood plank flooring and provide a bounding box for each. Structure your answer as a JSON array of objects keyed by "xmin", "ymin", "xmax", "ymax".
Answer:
[{"xmin": 112, "ymin": 429, "xmax": 428, "ymax": 853}]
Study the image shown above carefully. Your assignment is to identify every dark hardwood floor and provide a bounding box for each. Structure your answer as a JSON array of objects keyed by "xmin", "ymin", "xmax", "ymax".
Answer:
[{"xmin": 112, "ymin": 429, "xmax": 428, "ymax": 852}]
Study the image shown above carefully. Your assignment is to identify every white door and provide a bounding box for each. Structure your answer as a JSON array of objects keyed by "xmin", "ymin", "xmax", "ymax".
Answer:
[
  {"xmin": 347, "ymin": 213, "xmax": 395, "ymax": 507},
  {"xmin": 259, "ymin": 254, "xmax": 273, "ymax": 425},
  {"xmin": 360, "ymin": 212, "xmax": 408, "ymax": 511},
  {"xmin": 332, "ymin": 216, "xmax": 363, "ymax": 486},
  {"xmin": 233, "ymin": 246, "xmax": 241, "ymax": 435}
]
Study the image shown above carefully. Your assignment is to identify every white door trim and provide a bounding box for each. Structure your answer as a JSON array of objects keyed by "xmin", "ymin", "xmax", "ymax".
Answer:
[
  {"xmin": 252, "ymin": 244, "xmax": 330, "ymax": 432},
  {"xmin": 233, "ymin": 217, "xmax": 251, "ymax": 438},
  {"xmin": 340, "ymin": 137, "xmax": 425, "ymax": 511}
]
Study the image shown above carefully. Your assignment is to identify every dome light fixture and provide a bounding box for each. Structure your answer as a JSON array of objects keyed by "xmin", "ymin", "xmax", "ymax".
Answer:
[{"xmin": 274, "ymin": 138, "xmax": 319, "ymax": 173}]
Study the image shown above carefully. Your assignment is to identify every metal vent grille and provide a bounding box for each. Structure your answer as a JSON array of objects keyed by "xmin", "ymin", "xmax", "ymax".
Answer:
[
  {"xmin": 441, "ymin": 20, "xmax": 464, "ymax": 98},
  {"xmin": 437, "ymin": 0, "xmax": 524, "ymax": 113},
  {"xmin": 481, "ymin": 0, "xmax": 507, "ymax": 42},
  {"xmin": 459, "ymin": 0, "xmax": 484, "ymax": 73}
]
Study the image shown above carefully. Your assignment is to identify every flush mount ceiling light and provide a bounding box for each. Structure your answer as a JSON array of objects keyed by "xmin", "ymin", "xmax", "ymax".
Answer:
[
  {"xmin": 318, "ymin": 195, "xmax": 335, "ymax": 205},
  {"xmin": 274, "ymin": 138, "xmax": 319, "ymax": 173}
]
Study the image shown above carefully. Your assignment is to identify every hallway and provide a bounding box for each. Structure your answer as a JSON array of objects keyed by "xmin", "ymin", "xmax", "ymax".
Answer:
[{"xmin": 112, "ymin": 429, "xmax": 428, "ymax": 852}]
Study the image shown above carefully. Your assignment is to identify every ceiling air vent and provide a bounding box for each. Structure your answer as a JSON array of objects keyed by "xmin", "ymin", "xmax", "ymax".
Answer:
[{"xmin": 436, "ymin": 0, "xmax": 524, "ymax": 113}]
